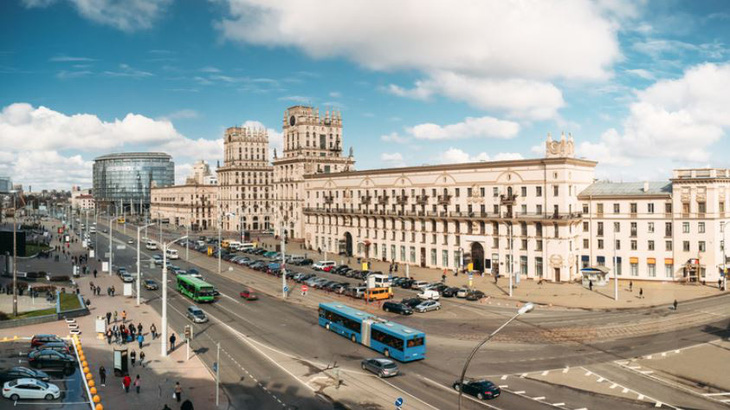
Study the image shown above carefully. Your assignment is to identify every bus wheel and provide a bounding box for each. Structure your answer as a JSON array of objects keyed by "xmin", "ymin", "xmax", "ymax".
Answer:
[
  {"xmin": 325, "ymin": 323, "xmax": 330, "ymax": 331},
  {"xmin": 351, "ymin": 334, "xmax": 357, "ymax": 343},
  {"xmin": 383, "ymin": 349, "xmax": 390, "ymax": 358}
]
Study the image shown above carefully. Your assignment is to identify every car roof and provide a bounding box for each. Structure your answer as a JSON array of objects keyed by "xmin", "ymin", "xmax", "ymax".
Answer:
[
  {"xmin": 33, "ymin": 334, "xmax": 58, "ymax": 338},
  {"xmin": 371, "ymin": 358, "xmax": 396, "ymax": 365},
  {"xmin": 12, "ymin": 378, "xmax": 46, "ymax": 385}
]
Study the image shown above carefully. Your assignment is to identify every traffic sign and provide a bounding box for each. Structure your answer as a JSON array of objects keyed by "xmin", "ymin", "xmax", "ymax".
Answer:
[
  {"xmin": 284, "ymin": 286, "xmax": 289, "ymax": 293},
  {"xmin": 395, "ymin": 397, "xmax": 404, "ymax": 406},
  {"xmin": 213, "ymin": 362, "xmax": 218, "ymax": 372},
  {"xmin": 302, "ymin": 285, "xmax": 309, "ymax": 292}
]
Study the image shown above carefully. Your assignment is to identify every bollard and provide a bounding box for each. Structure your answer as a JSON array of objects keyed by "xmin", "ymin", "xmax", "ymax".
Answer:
[
  {"xmin": 96, "ymin": 405, "xmax": 103, "ymax": 410},
  {"xmin": 93, "ymin": 395, "xmax": 101, "ymax": 403}
]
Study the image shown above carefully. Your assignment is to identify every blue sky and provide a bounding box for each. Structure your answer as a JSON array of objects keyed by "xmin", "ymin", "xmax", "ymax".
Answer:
[{"xmin": 1, "ymin": 0, "xmax": 730, "ymax": 190}]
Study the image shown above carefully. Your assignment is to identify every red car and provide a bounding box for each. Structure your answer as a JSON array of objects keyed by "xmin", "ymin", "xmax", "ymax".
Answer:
[
  {"xmin": 322, "ymin": 265, "xmax": 335, "ymax": 272},
  {"xmin": 239, "ymin": 289, "xmax": 259, "ymax": 301},
  {"xmin": 30, "ymin": 335, "xmax": 63, "ymax": 348}
]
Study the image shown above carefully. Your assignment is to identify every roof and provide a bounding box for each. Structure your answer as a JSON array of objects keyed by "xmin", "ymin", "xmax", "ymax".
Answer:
[
  {"xmin": 94, "ymin": 152, "xmax": 172, "ymax": 161},
  {"xmin": 578, "ymin": 181, "xmax": 672, "ymax": 198}
]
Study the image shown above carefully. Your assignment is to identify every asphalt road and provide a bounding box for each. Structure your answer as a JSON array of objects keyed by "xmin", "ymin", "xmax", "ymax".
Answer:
[{"xmin": 91, "ymin": 222, "xmax": 730, "ymax": 410}]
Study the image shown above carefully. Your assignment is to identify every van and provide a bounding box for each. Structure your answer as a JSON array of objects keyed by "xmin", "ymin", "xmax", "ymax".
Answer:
[
  {"xmin": 365, "ymin": 287, "xmax": 393, "ymax": 301},
  {"xmin": 312, "ymin": 261, "xmax": 336, "ymax": 271},
  {"xmin": 145, "ymin": 240, "xmax": 158, "ymax": 250},
  {"xmin": 239, "ymin": 243, "xmax": 255, "ymax": 251},
  {"xmin": 417, "ymin": 289, "xmax": 440, "ymax": 300},
  {"xmin": 288, "ymin": 255, "xmax": 305, "ymax": 263},
  {"xmin": 166, "ymin": 249, "xmax": 179, "ymax": 260},
  {"xmin": 349, "ymin": 286, "xmax": 367, "ymax": 299}
]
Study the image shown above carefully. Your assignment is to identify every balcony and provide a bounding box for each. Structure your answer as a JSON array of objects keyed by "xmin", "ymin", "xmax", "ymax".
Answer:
[
  {"xmin": 323, "ymin": 195, "xmax": 334, "ymax": 205},
  {"xmin": 396, "ymin": 195, "xmax": 409, "ymax": 206},
  {"xmin": 361, "ymin": 195, "xmax": 372, "ymax": 205},
  {"xmin": 301, "ymin": 207, "xmax": 584, "ymax": 221},
  {"xmin": 500, "ymin": 194, "xmax": 518, "ymax": 205},
  {"xmin": 377, "ymin": 195, "xmax": 389, "ymax": 205},
  {"xmin": 437, "ymin": 194, "xmax": 452, "ymax": 205},
  {"xmin": 416, "ymin": 195, "xmax": 429, "ymax": 205}
]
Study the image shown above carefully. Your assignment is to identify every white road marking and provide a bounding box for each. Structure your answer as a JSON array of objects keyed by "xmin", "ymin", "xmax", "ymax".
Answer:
[
  {"xmin": 513, "ymin": 390, "xmax": 526, "ymax": 394},
  {"xmin": 703, "ymin": 392, "xmax": 730, "ymax": 396},
  {"xmin": 532, "ymin": 396, "xmax": 545, "ymax": 400},
  {"xmin": 541, "ymin": 370, "xmax": 548, "ymax": 376},
  {"xmin": 419, "ymin": 376, "xmax": 504, "ymax": 410},
  {"xmin": 552, "ymin": 403, "xmax": 565, "ymax": 406}
]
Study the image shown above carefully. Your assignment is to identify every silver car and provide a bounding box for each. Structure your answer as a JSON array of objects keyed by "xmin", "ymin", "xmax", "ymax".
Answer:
[
  {"xmin": 361, "ymin": 358, "xmax": 399, "ymax": 378},
  {"xmin": 186, "ymin": 306, "xmax": 208, "ymax": 323},
  {"xmin": 415, "ymin": 300, "xmax": 441, "ymax": 313}
]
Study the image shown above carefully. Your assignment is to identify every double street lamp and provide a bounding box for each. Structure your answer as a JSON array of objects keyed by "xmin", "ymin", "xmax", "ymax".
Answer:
[
  {"xmin": 218, "ymin": 212, "xmax": 235, "ymax": 275},
  {"xmin": 161, "ymin": 234, "xmax": 188, "ymax": 358},
  {"xmin": 136, "ymin": 222, "xmax": 156, "ymax": 306},
  {"xmin": 457, "ymin": 302, "xmax": 534, "ymax": 409}
]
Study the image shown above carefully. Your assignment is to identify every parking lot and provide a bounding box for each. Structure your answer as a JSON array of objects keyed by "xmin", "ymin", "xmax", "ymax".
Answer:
[{"xmin": 0, "ymin": 338, "xmax": 89, "ymax": 408}]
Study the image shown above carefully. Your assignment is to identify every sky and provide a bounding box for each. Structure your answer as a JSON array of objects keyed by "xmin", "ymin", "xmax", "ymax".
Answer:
[{"xmin": 1, "ymin": 0, "xmax": 730, "ymax": 190}]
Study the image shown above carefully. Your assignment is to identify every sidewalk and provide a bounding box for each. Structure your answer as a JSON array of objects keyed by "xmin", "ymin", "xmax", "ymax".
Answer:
[{"xmin": 0, "ymin": 219, "xmax": 229, "ymax": 410}]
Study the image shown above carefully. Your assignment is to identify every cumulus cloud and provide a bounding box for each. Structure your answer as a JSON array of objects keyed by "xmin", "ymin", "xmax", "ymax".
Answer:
[
  {"xmin": 440, "ymin": 148, "xmax": 522, "ymax": 164},
  {"xmin": 381, "ymin": 115, "xmax": 519, "ymax": 144},
  {"xmin": 158, "ymin": 109, "xmax": 200, "ymax": 121},
  {"xmin": 22, "ymin": 0, "xmax": 171, "ymax": 32},
  {"xmin": 215, "ymin": 0, "xmax": 621, "ymax": 119},
  {"xmin": 380, "ymin": 152, "xmax": 405, "ymax": 167},
  {"xmin": 579, "ymin": 63, "xmax": 730, "ymax": 165},
  {"xmin": 12, "ymin": 151, "xmax": 94, "ymax": 188}
]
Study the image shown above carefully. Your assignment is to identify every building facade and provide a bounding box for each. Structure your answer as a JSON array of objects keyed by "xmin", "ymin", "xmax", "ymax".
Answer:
[
  {"xmin": 273, "ymin": 106, "xmax": 355, "ymax": 239},
  {"xmin": 150, "ymin": 183, "xmax": 218, "ymax": 230},
  {"xmin": 0, "ymin": 177, "xmax": 11, "ymax": 194},
  {"xmin": 93, "ymin": 152, "xmax": 175, "ymax": 215},
  {"xmin": 70, "ymin": 186, "xmax": 95, "ymax": 212},
  {"xmin": 218, "ymin": 126, "xmax": 274, "ymax": 234},
  {"xmin": 302, "ymin": 134, "xmax": 594, "ymax": 282}
]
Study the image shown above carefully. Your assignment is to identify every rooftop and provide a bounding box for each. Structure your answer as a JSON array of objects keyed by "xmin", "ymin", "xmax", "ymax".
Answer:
[
  {"xmin": 94, "ymin": 152, "xmax": 172, "ymax": 161},
  {"xmin": 579, "ymin": 181, "xmax": 672, "ymax": 198}
]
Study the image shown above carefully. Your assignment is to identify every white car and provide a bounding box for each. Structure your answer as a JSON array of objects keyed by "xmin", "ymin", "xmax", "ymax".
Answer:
[
  {"xmin": 456, "ymin": 288, "xmax": 470, "ymax": 298},
  {"xmin": 2, "ymin": 378, "xmax": 60, "ymax": 401},
  {"xmin": 410, "ymin": 280, "xmax": 430, "ymax": 290},
  {"xmin": 121, "ymin": 272, "xmax": 135, "ymax": 283},
  {"xmin": 415, "ymin": 300, "xmax": 441, "ymax": 313},
  {"xmin": 417, "ymin": 290, "xmax": 440, "ymax": 300}
]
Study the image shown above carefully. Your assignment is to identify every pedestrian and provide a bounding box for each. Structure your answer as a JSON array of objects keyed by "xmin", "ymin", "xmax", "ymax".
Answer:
[
  {"xmin": 639, "ymin": 288, "xmax": 644, "ymax": 299},
  {"xmin": 111, "ymin": 285, "xmax": 116, "ymax": 296},
  {"xmin": 673, "ymin": 299, "xmax": 678, "ymax": 310},
  {"xmin": 137, "ymin": 333, "xmax": 144, "ymax": 349},
  {"xmin": 150, "ymin": 323, "xmax": 157, "ymax": 339},
  {"xmin": 130, "ymin": 350, "xmax": 136, "ymax": 367},
  {"xmin": 134, "ymin": 375, "xmax": 141, "ymax": 394},
  {"xmin": 106, "ymin": 329, "xmax": 112, "ymax": 344},
  {"xmin": 139, "ymin": 350, "xmax": 145, "ymax": 367},
  {"xmin": 719, "ymin": 279, "xmax": 723, "ymax": 289},
  {"xmin": 170, "ymin": 333, "xmax": 177, "ymax": 351},
  {"xmin": 181, "ymin": 399, "xmax": 194, "ymax": 410},
  {"xmin": 629, "ymin": 281, "xmax": 633, "ymax": 292},
  {"xmin": 123, "ymin": 374, "xmax": 131, "ymax": 393},
  {"xmin": 137, "ymin": 322, "xmax": 143, "ymax": 335},
  {"xmin": 99, "ymin": 366, "xmax": 106, "ymax": 386},
  {"xmin": 589, "ymin": 279, "xmax": 593, "ymax": 291},
  {"xmin": 122, "ymin": 310, "xmax": 127, "ymax": 323},
  {"xmin": 96, "ymin": 285, "xmax": 101, "ymax": 296},
  {"xmin": 113, "ymin": 311, "xmax": 118, "ymax": 323},
  {"xmin": 174, "ymin": 382, "xmax": 182, "ymax": 402},
  {"xmin": 105, "ymin": 312, "xmax": 111, "ymax": 324}
]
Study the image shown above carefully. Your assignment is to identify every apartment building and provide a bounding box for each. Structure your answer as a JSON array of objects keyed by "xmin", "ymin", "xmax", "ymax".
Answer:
[{"xmin": 150, "ymin": 161, "xmax": 218, "ymax": 230}]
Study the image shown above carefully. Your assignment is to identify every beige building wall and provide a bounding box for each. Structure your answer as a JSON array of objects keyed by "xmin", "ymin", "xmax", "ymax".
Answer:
[
  {"xmin": 150, "ymin": 184, "xmax": 218, "ymax": 230},
  {"xmin": 303, "ymin": 135, "xmax": 595, "ymax": 282},
  {"xmin": 273, "ymin": 106, "xmax": 355, "ymax": 240},
  {"xmin": 218, "ymin": 126, "xmax": 274, "ymax": 234}
]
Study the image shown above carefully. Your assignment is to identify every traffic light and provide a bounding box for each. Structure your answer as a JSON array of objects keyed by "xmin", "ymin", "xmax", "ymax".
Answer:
[{"xmin": 184, "ymin": 325, "xmax": 192, "ymax": 339}]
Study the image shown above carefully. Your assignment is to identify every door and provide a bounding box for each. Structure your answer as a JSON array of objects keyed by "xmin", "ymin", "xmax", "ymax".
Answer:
[
  {"xmin": 554, "ymin": 268, "xmax": 561, "ymax": 282},
  {"xmin": 471, "ymin": 242, "xmax": 485, "ymax": 273},
  {"xmin": 361, "ymin": 319, "xmax": 372, "ymax": 347},
  {"xmin": 420, "ymin": 248, "xmax": 426, "ymax": 268}
]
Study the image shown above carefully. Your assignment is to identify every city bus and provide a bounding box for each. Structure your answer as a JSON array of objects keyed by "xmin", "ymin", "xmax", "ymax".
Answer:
[
  {"xmin": 318, "ymin": 302, "xmax": 426, "ymax": 362},
  {"xmin": 177, "ymin": 275, "xmax": 216, "ymax": 302}
]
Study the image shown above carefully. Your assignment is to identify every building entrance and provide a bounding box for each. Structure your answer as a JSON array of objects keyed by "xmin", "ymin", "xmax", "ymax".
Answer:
[{"xmin": 471, "ymin": 242, "xmax": 485, "ymax": 273}]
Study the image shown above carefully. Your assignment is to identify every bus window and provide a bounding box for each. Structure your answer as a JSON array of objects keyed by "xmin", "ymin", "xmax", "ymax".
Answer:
[
  {"xmin": 371, "ymin": 328, "xmax": 404, "ymax": 351},
  {"xmin": 407, "ymin": 337, "xmax": 425, "ymax": 348}
]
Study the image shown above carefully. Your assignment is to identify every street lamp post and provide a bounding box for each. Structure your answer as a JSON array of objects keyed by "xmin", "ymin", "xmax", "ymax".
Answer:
[
  {"xmin": 613, "ymin": 228, "xmax": 618, "ymax": 301},
  {"xmin": 10, "ymin": 191, "xmax": 18, "ymax": 317},
  {"xmin": 457, "ymin": 302, "xmax": 534, "ymax": 409},
  {"xmin": 218, "ymin": 212, "xmax": 235, "ymax": 275},
  {"xmin": 722, "ymin": 221, "xmax": 730, "ymax": 292},
  {"xmin": 508, "ymin": 222, "xmax": 514, "ymax": 297},
  {"xmin": 281, "ymin": 224, "xmax": 287, "ymax": 299},
  {"xmin": 108, "ymin": 211, "xmax": 113, "ymax": 276},
  {"xmin": 137, "ymin": 222, "xmax": 155, "ymax": 306},
  {"xmin": 162, "ymin": 234, "xmax": 188, "ymax": 358}
]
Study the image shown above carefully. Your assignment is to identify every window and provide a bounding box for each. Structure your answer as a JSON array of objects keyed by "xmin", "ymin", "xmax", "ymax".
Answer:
[
  {"xmin": 536, "ymin": 240, "xmax": 543, "ymax": 251},
  {"xmin": 371, "ymin": 329, "xmax": 404, "ymax": 351},
  {"xmin": 648, "ymin": 263, "xmax": 656, "ymax": 277},
  {"xmin": 597, "ymin": 222, "xmax": 604, "ymax": 236},
  {"xmin": 400, "ymin": 246, "xmax": 406, "ymax": 262},
  {"xmin": 583, "ymin": 221, "xmax": 589, "ymax": 231},
  {"xmin": 699, "ymin": 241, "xmax": 706, "ymax": 252},
  {"xmin": 698, "ymin": 202, "xmax": 706, "ymax": 213},
  {"xmin": 521, "ymin": 186, "xmax": 527, "ymax": 197},
  {"xmin": 665, "ymin": 222, "xmax": 672, "ymax": 237},
  {"xmin": 648, "ymin": 222, "xmax": 654, "ymax": 233},
  {"xmin": 665, "ymin": 202, "xmax": 672, "ymax": 214},
  {"xmin": 631, "ymin": 240, "xmax": 637, "ymax": 250},
  {"xmin": 598, "ymin": 239, "xmax": 604, "ymax": 249},
  {"xmin": 648, "ymin": 203, "xmax": 654, "ymax": 214},
  {"xmin": 613, "ymin": 203, "xmax": 620, "ymax": 214},
  {"xmin": 467, "ymin": 187, "xmax": 472, "ymax": 197},
  {"xmin": 431, "ymin": 249, "xmax": 437, "ymax": 265},
  {"xmin": 648, "ymin": 240, "xmax": 655, "ymax": 251},
  {"xmin": 493, "ymin": 237, "xmax": 499, "ymax": 249},
  {"xmin": 493, "ymin": 187, "xmax": 499, "ymax": 197},
  {"xmin": 455, "ymin": 188, "xmax": 460, "ymax": 197},
  {"xmin": 583, "ymin": 239, "xmax": 589, "ymax": 249},
  {"xmin": 597, "ymin": 203, "xmax": 604, "ymax": 214},
  {"xmin": 614, "ymin": 222, "xmax": 620, "ymax": 233},
  {"xmin": 535, "ymin": 257, "xmax": 543, "ymax": 277},
  {"xmin": 442, "ymin": 250, "xmax": 448, "ymax": 267},
  {"xmin": 683, "ymin": 222, "xmax": 690, "ymax": 233},
  {"xmin": 666, "ymin": 241, "xmax": 672, "ymax": 251},
  {"xmin": 631, "ymin": 263, "xmax": 638, "ymax": 276},
  {"xmin": 615, "ymin": 240, "xmax": 621, "ymax": 250},
  {"xmin": 699, "ymin": 222, "xmax": 705, "ymax": 233},
  {"xmin": 553, "ymin": 185, "xmax": 559, "ymax": 196},
  {"xmin": 665, "ymin": 264, "xmax": 673, "ymax": 278},
  {"xmin": 410, "ymin": 246, "xmax": 416, "ymax": 263},
  {"xmin": 536, "ymin": 186, "xmax": 542, "ymax": 197},
  {"xmin": 630, "ymin": 203, "xmax": 637, "ymax": 214},
  {"xmin": 683, "ymin": 241, "xmax": 690, "ymax": 252},
  {"xmin": 631, "ymin": 222, "xmax": 637, "ymax": 237}
]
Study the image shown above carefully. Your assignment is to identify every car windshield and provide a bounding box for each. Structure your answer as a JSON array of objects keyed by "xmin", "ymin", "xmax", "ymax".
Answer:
[
  {"xmin": 35, "ymin": 380, "xmax": 49, "ymax": 389},
  {"xmin": 193, "ymin": 310, "xmax": 205, "ymax": 317}
]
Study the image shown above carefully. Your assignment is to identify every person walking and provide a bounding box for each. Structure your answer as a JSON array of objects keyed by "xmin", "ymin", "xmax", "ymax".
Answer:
[
  {"xmin": 589, "ymin": 279, "xmax": 593, "ymax": 291},
  {"xmin": 123, "ymin": 374, "xmax": 131, "ymax": 393},
  {"xmin": 113, "ymin": 311, "xmax": 118, "ymax": 323},
  {"xmin": 106, "ymin": 312, "xmax": 111, "ymax": 325},
  {"xmin": 170, "ymin": 333, "xmax": 177, "ymax": 352},
  {"xmin": 673, "ymin": 299, "xmax": 678, "ymax": 310},
  {"xmin": 96, "ymin": 285, "xmax": 101, "ymax": 296},
  {"xmin": 639, "ymin": 288, "xmax": 644, "ymax": 299},
  {"xmin": 106, "ymin": 329, "xmax": 112, "ymax": 344},
  {"xmin": 139, "ymin": 350, "xmax": 145, "ymax": 367},
  {"xmin": 137, "ymin": 333, "xmax": 144, "ymax": 349},
  {"xmin": 150, "ymin": 323, "xmax": 157, "ymax": 339},
  {"xmin": 629, "ymin": 281, "xmax": 633, "ymax": 292},
  {"xmin": 441, "ymin": 273, "xmax": 446, "ymax": 283},
  {"xmin": 99, "ymin": 366, "xmax": 106, "ymax": 387},
  {"xmin": 137, "ymin": 322, "xmax": 143, "ymax": 335},
  {"xmin": 174, "ymin": 382, "xmax": 182, "ymax": 402},
  {"xmin": 121, "ymin": 310, "xmax": 127, "ymax": 323},
  {"xmin": 130, "ymin": 350, "xmax": 136, "ymax": 367},
  {"xmin": 134, "ymin": 375, "xmax": 141, "ymax": 394}
]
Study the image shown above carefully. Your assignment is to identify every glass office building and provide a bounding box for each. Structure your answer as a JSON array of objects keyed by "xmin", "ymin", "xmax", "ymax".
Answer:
[
  {"xmin": 0, "ymin": 176, "xmax": 11, "ymax": 193},
  {"xmin": 93, "ymin": 152, "xmax": 174, "ymax": 215}
]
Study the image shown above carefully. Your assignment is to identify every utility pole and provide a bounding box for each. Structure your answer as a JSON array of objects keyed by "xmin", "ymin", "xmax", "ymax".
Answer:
[
  {"xmin": 613, "ymin": 228, "xmax": 618, "ymax": 301},
  {"xmin": 161, "ymin": 242, "xmax": 168, "ymax": 357},
  {"xmin": 109, "ymin": 208, "xmax": 113, "ymax": 276},
  {"xmin": 723, "ymin": 221, "xmax": 729, "ymax": 292},
  {"xmin": 216, "ymin": 342, "xmax": 220, "ymax": 406},
  {"xmin": 281, "ymin": 224, "xmax": 287, "ymax": 299},
  {"xmin": 12, "ymin": 193, "xmax": 18, "ymax": 317},
  {"xmin": 509, "ymin": 222, "xmax": 513, "ymax": 297}
]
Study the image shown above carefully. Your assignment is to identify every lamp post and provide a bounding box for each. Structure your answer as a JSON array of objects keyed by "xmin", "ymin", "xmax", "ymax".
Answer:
[
  {"xmin": 508, "ymin": 222, "xmax": 514, "ymax": 297},
  {"xmin": 218, "ymin": 212, "xmax": 235, "ymax": 275},
  {"xmin": 9, "ymin": 190, "xmax": 18, "ymax": 317},
  {"xmin": 108, "ymin": 208, "xmax": 113, "ymax": 276},
  {"xmin": 613, "ymin": 228, "xmax": 618, "ymax": 301},
  {"xmin": 137, "ymin": 222, "xmax": 155, "ymax": 306},
  {"xmin": 722, "ymin": 221, "xmax": 730, "ymax": 292},
  {"xmin": 457, "ymin": 302, "xmax": 534, "ymax": 409},
  {"xmin": 162, "ymin": 234, "xmax": 188, "ymax": 357},
  {"xmin": 281, "ymin": 224, "xmax": 287, "ymax": 299}
]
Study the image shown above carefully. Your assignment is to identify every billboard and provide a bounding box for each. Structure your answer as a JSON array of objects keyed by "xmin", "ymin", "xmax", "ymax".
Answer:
[{"xmin": 0, "ymin": 230, "xmax": 26, "ymax": 256}]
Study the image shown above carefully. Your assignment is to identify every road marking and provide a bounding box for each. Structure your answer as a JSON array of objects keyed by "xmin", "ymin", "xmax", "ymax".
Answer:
[
  {"xmin": 520, "ymin": 373, "xmax": 527, "ymax": 378},
  {"xmin": 498, "ymin": 385, "xmax": 508, "ymax": 388},
  {"xmin": 418, "ymin": 376, "xmax": 504, "ymax": 410},
  {"xmin": 552, "ymin": 403, "xmax": 564, "ymax": 406},
  {"xmin": 655, "ymin": 402, "xmax": 662, "ymax": 407},
  {"xmin": 703, "ymin": 392, "xmax": 730, "ymax": 396},
  {"xmin": 541, "ymin": 370, "xmax": 548, "ymax": 376},
  {"xmin": 532, "ymin": 396, "xmax": 545, "ymax": 400},
  {"xmin": 610, "ymin": 383, "xmax": 617, "ymax": 389},
  {"xmin": 562, "ymin": 367, "xmax": 569, "ymax": 373},
  {"xmin": 500, "ymin": 375, "xmax": 508, "ymax": 380},
  {"xmin": 581, "ymin": 367, "xmax": 683, "ymax": 410},
  {"xmin": 622, "ymin": 388, "xmax": 629, "ymax": 393},
  {"xmin": 513, "ymin": 390, "xmax": 525, "ymax": 394}
]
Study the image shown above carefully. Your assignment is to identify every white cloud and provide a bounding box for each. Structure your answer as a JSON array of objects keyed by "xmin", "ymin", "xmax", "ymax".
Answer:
[
  {"xmin": 241, "ymin": 120, "xmax": 283, "ymax": 160},
  {"xmin": 103, "ymin": 64, "xmax": 153, "ymax": 78},
  {"xmin": 24, "ymin": 0, "xmax": 171, "ymax": 32},
  {"xmin": 12, "ymin": 151, "xmax": 94, "ymax": 188},
  {"xmin": 159, "ymin": 109, "xmax": 200, "ymax": 121},
  {"xmin": 200, "ymin": 66, "xmax": 221, "ymax": 73},
  {"xmin": 380, "ymin": 152, "xmax": 405, "ymax": 167},
  {"xmin": 632, "ymin": 39, "xmax": 727, "ymax": 59},
  {"xmin": 380, "ymin": 132, "xmax": 410, "ymax": 144},
  {"xmin": 625, "ymin": 68, "xmax": 655, "ymax": 80},
  {"xmin": 21, "ymin": 0, "xmax": 57, "ymax": 7},
  {"xmin": 215, "ymin": 0, "xmax": 621, "ymax": 120},
  {"xmin": 49, "ymin": 55, "xmax": 96, "ymax": 62},
  {"xmin": 409, "ymin": 116, "xmax": 519, "ymax": 140},
  {"xmin": 439, "ymin": 148, "xmax": 522, "ymax": 164},
  {"xmin": 329, "ymin": 91, "xmax": 341, "ymax": 98},
  {"xmin": 582, "ymin": 63, "xmax": 730, "ymax": 165},
  {"xmin": 278, "ymin": 95, "xmax": 312, "ymax": 103},
  {"xmin": 56, "ymin": 70, "xmax": 93, "ymax": 79}
]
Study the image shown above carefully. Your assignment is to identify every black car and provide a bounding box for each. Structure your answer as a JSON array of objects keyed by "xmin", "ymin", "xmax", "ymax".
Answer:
[
  {"xmin": 34, "ymin": 342, "xmax": 71, "ymax": 355},
  {"xmin": 400, "ymin": 279, "xmax": 415, "ymax": 289},
  {"xmin": 0, "ymin": 367, "xmax": 50, "ymax": 383},
  {"xmin": 382, "ymin": 301, "xmax": 413, "ymax": 315},
  {"xmin": 466, "ymin": 290, "xmax": 486, "ymax": 301},
  {"xmin": 144, "ymin": 279, "xmax": 159, "ymax": 290},
  {"xmin": 441, "ymin": 287, "xmax": 460, "ymax": 297},
  {"xmin": 28, "ymin": 350, "xmax": 75, "ymax": 372},
  {"xmin": 453, "ymin": 379, "xmax": 501, "ymax": 400},
  {"xmin": 401, "ymin": 298, "xmax": 422, "ymax": 308},
  {"xmin": 294, "ymin": 258, "xmax": 313, "ymax": 266}
]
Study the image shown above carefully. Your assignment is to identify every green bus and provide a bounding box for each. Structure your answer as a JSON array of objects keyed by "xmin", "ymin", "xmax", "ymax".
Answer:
[{"xmin": 177, "ymin": 275, "xmax": 216, "ymax": 302}]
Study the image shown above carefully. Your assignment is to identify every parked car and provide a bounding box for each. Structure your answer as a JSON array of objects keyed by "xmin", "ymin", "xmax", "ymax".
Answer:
[
  {"xmin": 144, "ymin": 279, "xmax": 159, "ymax": 290},
  {"xmin": 399, "ymin": 279, "xmax": 415, "ymax": 289},
  {"xmin": 2, "ymin": 378, "xmax": 60, "ymax": 401},
  {"xmin": 294, "ymin": 258, "xmax": 313, "ymax": 266},
  {"xmin": 466, "ymin": 290, "xmax": 486, "ymax": 301},
  {"xmin": 456, "ymin": 288, "xmax": 470, "ymax": 298},
  {"xmin": 452, "ymin": 379, "xmax": 501, "ymax": 400},
  {"xmin": 0, "ymin": 367, "xmax": 49, "ymax": 383},
  {"xmin": 382, "ymin": 301, "xmax": 413, "ymax": 315},
  {"xmin": 27, "ymin": 350, "xmax": 75, "ymax": 371},
  {"xmin": 121, "ymin": 272, "xmax": 135, "ymax": 283},
  {"xmin": 417, "ymin": 290, "xmax": 440, "ymax": 300},
  {"xmin": 240, "ymin": 289, "xmax": 259, "ymax": 300},
  {"xmin": 441, "ymin": 287, "xmax": 460, "ymax": 298},
  {"xmin": 415, "ymin": 300, "xmax": 441, "ymax": 313},
  {"xmin": 34, "ymin": 342, "xmax": 70, "ymax": 355},
  {"xmin": 410, "ymin": 280, "xmax": 430, "ymax": 290},
  {"xmin": 401, "ymin": 298, "xmax": 422, "ymax": 308},
  {"xmin": 186, "ymin": 306, "xmax": 208, "ymax": 323},
  {"xmin": 348, "ymin": 286, "xmax": 366, "ymax": 299},
  {"xmin": 360, "ymin": 358, "xmax": 399, "ymax": 378},
  {"xmin": 30, "ymin": 335, "xmax": 63, "ymax": 348}
]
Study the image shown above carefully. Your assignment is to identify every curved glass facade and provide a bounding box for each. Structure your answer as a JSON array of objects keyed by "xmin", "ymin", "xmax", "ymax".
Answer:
[{"xmin": 93, "ymin": 153, "xmax": 174, "ymax": 214}]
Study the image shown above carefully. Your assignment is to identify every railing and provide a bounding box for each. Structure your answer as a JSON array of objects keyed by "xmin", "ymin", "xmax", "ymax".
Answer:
[
  {"xmin": 377, "ymin": 196, "xmax": 389, "ymax": 205},
  {"xmin": 437, "ymin": 195, "xmax": 452, "ymax": 205},
  {"xmin": 416, "ymin": 195, "xmax": 429, "ymax": 205},
  {"xmin": 396, "ymin": 196, "xmax": 409, "ymax": 205},
  {"xmin": 500, "ymin": 194, "xmax": 518, "ymax": 205},
  {"xmin": 301, "ymin": 207, "xmax": 584, "ymax": 220}
]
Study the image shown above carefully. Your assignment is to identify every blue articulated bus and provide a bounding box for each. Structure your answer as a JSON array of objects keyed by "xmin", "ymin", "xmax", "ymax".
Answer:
[{"xmin": 318, "ymin": 302, "xmax": 426, "ymax": 362}]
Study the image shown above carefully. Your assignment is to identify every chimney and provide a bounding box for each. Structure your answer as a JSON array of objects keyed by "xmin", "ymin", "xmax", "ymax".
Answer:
[{"xmin": 643, "ymin": 181, "xmax": 649, "ymax": 192}]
